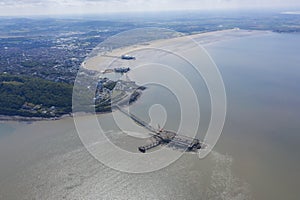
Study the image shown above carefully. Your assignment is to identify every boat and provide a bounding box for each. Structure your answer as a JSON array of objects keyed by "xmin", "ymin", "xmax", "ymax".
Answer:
[{"xmin": 121, "ymin": 55, "xmax": 136, "ymax": 60}]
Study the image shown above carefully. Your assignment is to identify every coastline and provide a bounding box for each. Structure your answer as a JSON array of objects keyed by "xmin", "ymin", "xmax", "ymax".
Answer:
[
  {"xmin": 0, "ymin": 111, "xmax": 111, "ymax": 122},
  {"xmin": 0, "ymin": 114, "xmax": 72, "ymax": 122},
  {"xmin": 83, "ymin": 28, "xmax": 271, "ymax": 71},
  {"xmin": 0, "ymin": 90, "xmax": 143, "ymax": 122},
  {"xmin": 0, "ymin": 29, "xmax": 270, "ymax": 122}
]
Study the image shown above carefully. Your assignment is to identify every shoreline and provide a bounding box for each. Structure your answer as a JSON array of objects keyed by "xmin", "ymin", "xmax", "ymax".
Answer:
[
  {"xmin": 0, "ymin": 113, "xmax": 72, "ymax": 122},
  {"xmin": 0, "ymin": 29, "xmax": 270, "ymax": 122},
  {"xmin": 0, "ymin": 90, "xmax": 143, "ymax": 122},
  {"xmin": 0, "ymin": 111, "xmax": 109, "ymax": 122},
  {"xmin": 83, "ymin": 28, "xmax": 271, "ymax": 71}
]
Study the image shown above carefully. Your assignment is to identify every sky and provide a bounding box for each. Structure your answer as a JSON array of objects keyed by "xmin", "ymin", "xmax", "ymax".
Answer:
[{"xmin": 0, "ymin": 0, "xmax": 299, "ymax": 16}]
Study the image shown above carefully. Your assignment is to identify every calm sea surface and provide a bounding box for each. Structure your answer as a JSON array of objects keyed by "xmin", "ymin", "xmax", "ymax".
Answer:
[{"xmin": 0, "ymin": 32, "xmax": 299, "ymax": 200}]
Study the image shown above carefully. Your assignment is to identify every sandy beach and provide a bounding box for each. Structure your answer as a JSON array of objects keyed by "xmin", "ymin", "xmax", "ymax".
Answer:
[
  {"xmin": 0, "ymin": 29, "xmax": 270, "ymax": 122},
  {"xmin": 83, "ymin": 29, "xmax": 271, "ymax": 71}
]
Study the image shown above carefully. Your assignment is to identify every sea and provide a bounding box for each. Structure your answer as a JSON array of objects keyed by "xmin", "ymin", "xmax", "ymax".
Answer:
[{"xmin": 0, "ymin": 32, "xmax": 299, "ymax": 200}]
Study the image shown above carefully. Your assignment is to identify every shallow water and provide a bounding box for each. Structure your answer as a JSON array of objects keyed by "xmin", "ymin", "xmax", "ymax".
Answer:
[
  {"xmin": 0, "ymin": 32, "xmax": 300, "ymax": 200},
  {"xmin": 206, "ymin": 33, "xmax": 300, "ymax": 200}
]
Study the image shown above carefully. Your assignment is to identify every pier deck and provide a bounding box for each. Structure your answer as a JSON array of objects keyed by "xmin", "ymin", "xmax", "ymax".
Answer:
[{"xmin": 114, "ymin": 105, "xmax": 204, "ymax": 153}]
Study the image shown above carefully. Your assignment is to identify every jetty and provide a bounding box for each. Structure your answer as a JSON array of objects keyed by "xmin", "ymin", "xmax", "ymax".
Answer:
[{"xmin": 114, "ymin": 105, "xmax": 204, "ymax": 153}]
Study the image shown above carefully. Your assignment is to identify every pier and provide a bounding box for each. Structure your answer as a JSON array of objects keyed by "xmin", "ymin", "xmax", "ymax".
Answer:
[
  {"xmin": 114, "ymin": 105, "xmax": 157, "ymax": 133},
  {"xmin": 114, "ymin": 105, "xmax": 204, "ymax": 153}
]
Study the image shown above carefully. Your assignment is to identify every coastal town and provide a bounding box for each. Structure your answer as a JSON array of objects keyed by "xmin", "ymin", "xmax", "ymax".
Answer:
[
  {"xmin": 94, "ymin": 66, "xmax": 146, "ymax": 113},
  {"xmin": 1, "ymin": 13, "xmax": 299, "ymax": 85},
  {"xmin": 0, "ymin": 64, "xmax": 144, "ymax": 119}
]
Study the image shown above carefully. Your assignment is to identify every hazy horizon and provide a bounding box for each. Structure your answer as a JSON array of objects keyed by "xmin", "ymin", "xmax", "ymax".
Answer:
[{"xmin": 0, "ymin": 0, "xmax": 300, "ymax": 16}]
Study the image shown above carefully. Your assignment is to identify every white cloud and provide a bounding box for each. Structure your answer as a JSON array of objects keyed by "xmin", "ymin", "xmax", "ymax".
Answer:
[{"xmin": 0, "ymin": 0, "xmax": 299, "ymax": 16}]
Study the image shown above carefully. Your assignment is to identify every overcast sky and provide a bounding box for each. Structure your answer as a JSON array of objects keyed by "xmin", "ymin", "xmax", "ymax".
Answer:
[{"xmin": 0, "ymin": 0, "xmax": 299, "ymax": 16}]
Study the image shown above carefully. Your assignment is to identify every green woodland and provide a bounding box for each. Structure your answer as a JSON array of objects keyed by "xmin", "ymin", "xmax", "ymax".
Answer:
[
  {"xmin": 0, "ymin": 73, "xmax": 139, "ymax": 118},
  {"xmin": 0, "ymin": 74, "xmax": 73, "ymax": 117}
]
